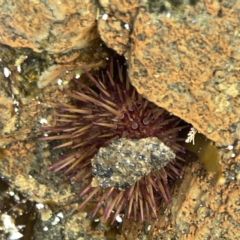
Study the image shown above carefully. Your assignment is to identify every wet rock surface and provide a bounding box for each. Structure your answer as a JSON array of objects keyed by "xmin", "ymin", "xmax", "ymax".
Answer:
[
  {"xmin": 0, "ymin": 0, "xmax": 239, "ymax": 239},
  {"xmin": 117, "ymin": 141, "xmax": 240, "ymax": 239},
  {"xmin": 91, "ymin": 137, "xmax": 176, "ymax": 190},
  {"xmin": 127, "ymin": 1, "xmax": 240, "ymax": 145},
  {"xmin": 0, "ymin": 0, "xmax": 98, "ymax": 53},
  {"xmin": 0, "ymin": 0, "xmax": 239, "ymax": 144}
]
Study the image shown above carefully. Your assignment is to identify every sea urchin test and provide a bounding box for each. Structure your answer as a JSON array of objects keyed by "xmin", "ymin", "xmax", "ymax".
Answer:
[{"xmin": 40, "ymin": 56, "xmax": 186, "ymax": 223}]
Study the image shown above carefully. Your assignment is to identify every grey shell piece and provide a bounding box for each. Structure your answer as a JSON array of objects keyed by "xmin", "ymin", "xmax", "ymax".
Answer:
[{"xmin": 91, "ymin": 137, "xmax": 176, "ymax": 191}]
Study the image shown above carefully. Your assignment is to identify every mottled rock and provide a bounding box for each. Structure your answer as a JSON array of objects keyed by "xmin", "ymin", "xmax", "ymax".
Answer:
[
  {"xmin": 97, "ymin": 0, "xmax": 142, "ymax": 55},
  {"xmin": 99, "ymin": 0, "xmax": 141, "ymax": 23},
  {"xmin": 98, "ymin": 18, "xmax": 130, "ymax": 55},
  {"xmin": 37, "ymin": 57, "xmax": 106, "ymax": 89},
  {"xmin": 0, "ymin": 0, "xmax": 240, "ymax": 239},
  {"xmin": 0, "ymin": 181, "xmax": 36, "ymax": 240},
  {"xmin": 127, "ymin": 1, "xmax": 240, "ymax": 145},
  {"xmin": 2, "ymin": 0, "xmax": 239, "ymax": 149},
  {"xmin": 0, "ymin": 0, "xmax": 98, "ymax": 53},
  {"xmin": 0, "ymin": 42, "xmax": 108, "ymax": 146},
  {"xmin": 118, "ymin": 141, "xmax": 240, "ymax": 239},
  {"xmin": 91, "ymin": 137, "xmax": 175, "ymax": 190},
  {"xmin": 0, "ymin": 89, "xmax": 17, "ymax": 135},
  {"xmin": 0, "ymin": 39, "xmax": 108, "ymax": 94}
]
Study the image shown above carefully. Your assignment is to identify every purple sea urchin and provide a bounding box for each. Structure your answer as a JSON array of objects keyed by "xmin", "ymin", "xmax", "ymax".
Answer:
[{"xmin": 41, "ymin": 57, "xmax": 186, "ymax": 223}]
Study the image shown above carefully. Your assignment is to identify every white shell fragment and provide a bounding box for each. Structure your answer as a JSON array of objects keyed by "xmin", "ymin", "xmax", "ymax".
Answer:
[{"xmin": 3, "ymin": 67, "xmax": 11, "ymax": 77}]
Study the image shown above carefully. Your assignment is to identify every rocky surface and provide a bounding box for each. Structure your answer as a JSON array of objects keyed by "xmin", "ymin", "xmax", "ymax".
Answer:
[
  {"xmin": 97, "ymin": 0, "xmax": 141, "ymax": 54},
  {"xmin": 0, "ymin": 0, "xmax": 98, "ymax": 53},
  {"xmin": 0, "ymin": 0, "xmax": 240, "ymax": 239},
  {"xmin": 0, "ymin": 179, "xmax": 37, "ymax": 239},
  {"xmin": 117, "ymin": 142, "xmax": 240, "ymax": 239},
  {"xmin": 91, "ymin": 137, "xmax": 176, "ymax": 190},
  {"xmin": 127, "ymin": 0, "xmax": 240, "ymax": 146},
  {"xmin": 1, "ymin": 0, "xmax": 239, "ymax": 145},
  {"xmin": 96, "ymin": 0, "xmax": 240, "ymax": 145}
]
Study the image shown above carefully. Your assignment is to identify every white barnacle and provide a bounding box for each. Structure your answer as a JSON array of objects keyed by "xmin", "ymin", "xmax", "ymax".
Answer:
[
  {"xmin": 102, "ymin": 13, "xmax": 108, "ymax": 20},
  {"xmin": 227, "ymin": 145, "xmax": 234, "ymax": 150},
  {"xmin": 39, "ymin": 118, "xmax": 48, "ymax": 124},
  {"xmin": 124, "ymin": 23, "xmax": 130, "ymax": 31},
  {"xmin": 57, "ymin": 78, "xmax": 62, "ymax": 85},
  {"xmin": 36, "ymin": 203, "xmax": 44, "ymax": 209},
  {"xmin": 116, "ymin": 215, "xmax": 122, "ymax": 222},
  {"xmin": 3, "ymin": 67, "xmax": 11, "ymax": 77}
]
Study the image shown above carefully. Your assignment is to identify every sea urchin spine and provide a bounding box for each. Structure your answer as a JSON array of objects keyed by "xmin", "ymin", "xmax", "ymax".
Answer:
[{"xmin": 41, "ymin": 57, "xmax": 186, "ymax": 223}]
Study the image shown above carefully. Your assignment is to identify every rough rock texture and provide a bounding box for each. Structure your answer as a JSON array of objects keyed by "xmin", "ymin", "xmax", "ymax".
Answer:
[
  {"xmin": 0, "ymin": 180, "xmax": 37, "ymax": 239},
  {"xmin": 127, "ymin": 1, "xmax": 240, "ymax": 146},
  {"xmin": 96, "ymin": 0, "xmax": 240, "ymax": 145},
  {"xmin": 117, "ymin": 142, "xmax": 240, "ymax": 239},
  {"xmin": 98, "ymin": 17, "xmax": 130, "ymax": 55},
  {"xmin": 0, "ymin": 0, "xmax": 98, "ymax": 53},
  {"xmin": 0, "ymin": 0, "xmax": 239, "ymax": 145},
  {"xmin": 1, "ymin": 61, "xmax": 239, "ymax": 239},
  {"xmin": 0, "ymin": 41, "xmax": 108, "ymax": 142},
  {"xmin": 0, "ymin": 0, "xmax": 240, "ymax": 239},
  {"xmin": 91, "ymin": 137, "xmax": 176, "ymax": 190},
  {"xmin": 0, "ymin": 41, "xmax": 108, "ymax": 98},
  {"xmin": 99, "ymin": 0, "xmax": 142, "ymax": 21},
  {"xmin": 97, "ymin": 0, "xmax": 143, "ymax": 55},
  {"xmin": 34, "ymin": 205, "xmax": 106, "ymax": 240},
  {"xmin": 0, "ymin": 89, "xmax": 16, "ymax": 135},
  {"xmin": 0, "ymin": 63, "xmax": 123, "ymax": 238}
]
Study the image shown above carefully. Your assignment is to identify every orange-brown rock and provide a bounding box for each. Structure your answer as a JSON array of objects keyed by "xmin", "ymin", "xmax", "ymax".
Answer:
[
  {"xmin": 127, "ymin": 1, "xmax": 240, "ymax": 145},
  {"xmin": 118, "ymin": 143, "xmax": 240, "ymax": 239},
  {"xmin": 98, "ymin": 18, "xmax": 130, "ymax": 55},
  {"xmin": 97, "ymin": 0, "xmax": 141, "ymax": 54},
  {"xmin": 99, "ymin": 0, "xmax": 140, "ymax": 23},
  {"xmin": 0, "ymin": 88, "xmax": 16, "ymax": 135},
  {"xmin": 0, "ymin": 0, "xmax": 98, "ymax": 53},
  {"xmin": 0, "ymin": 0, "xmax": 240, "ymax": 239},
  {"xmin": 1, "ymin": 0, "xmax": 239, "ymax": 144}
]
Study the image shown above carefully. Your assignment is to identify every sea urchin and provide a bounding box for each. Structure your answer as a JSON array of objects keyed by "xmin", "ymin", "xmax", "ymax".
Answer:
[{"xmin": 41, "ymin": 56, "xmax": 186, "ymax": 223}]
